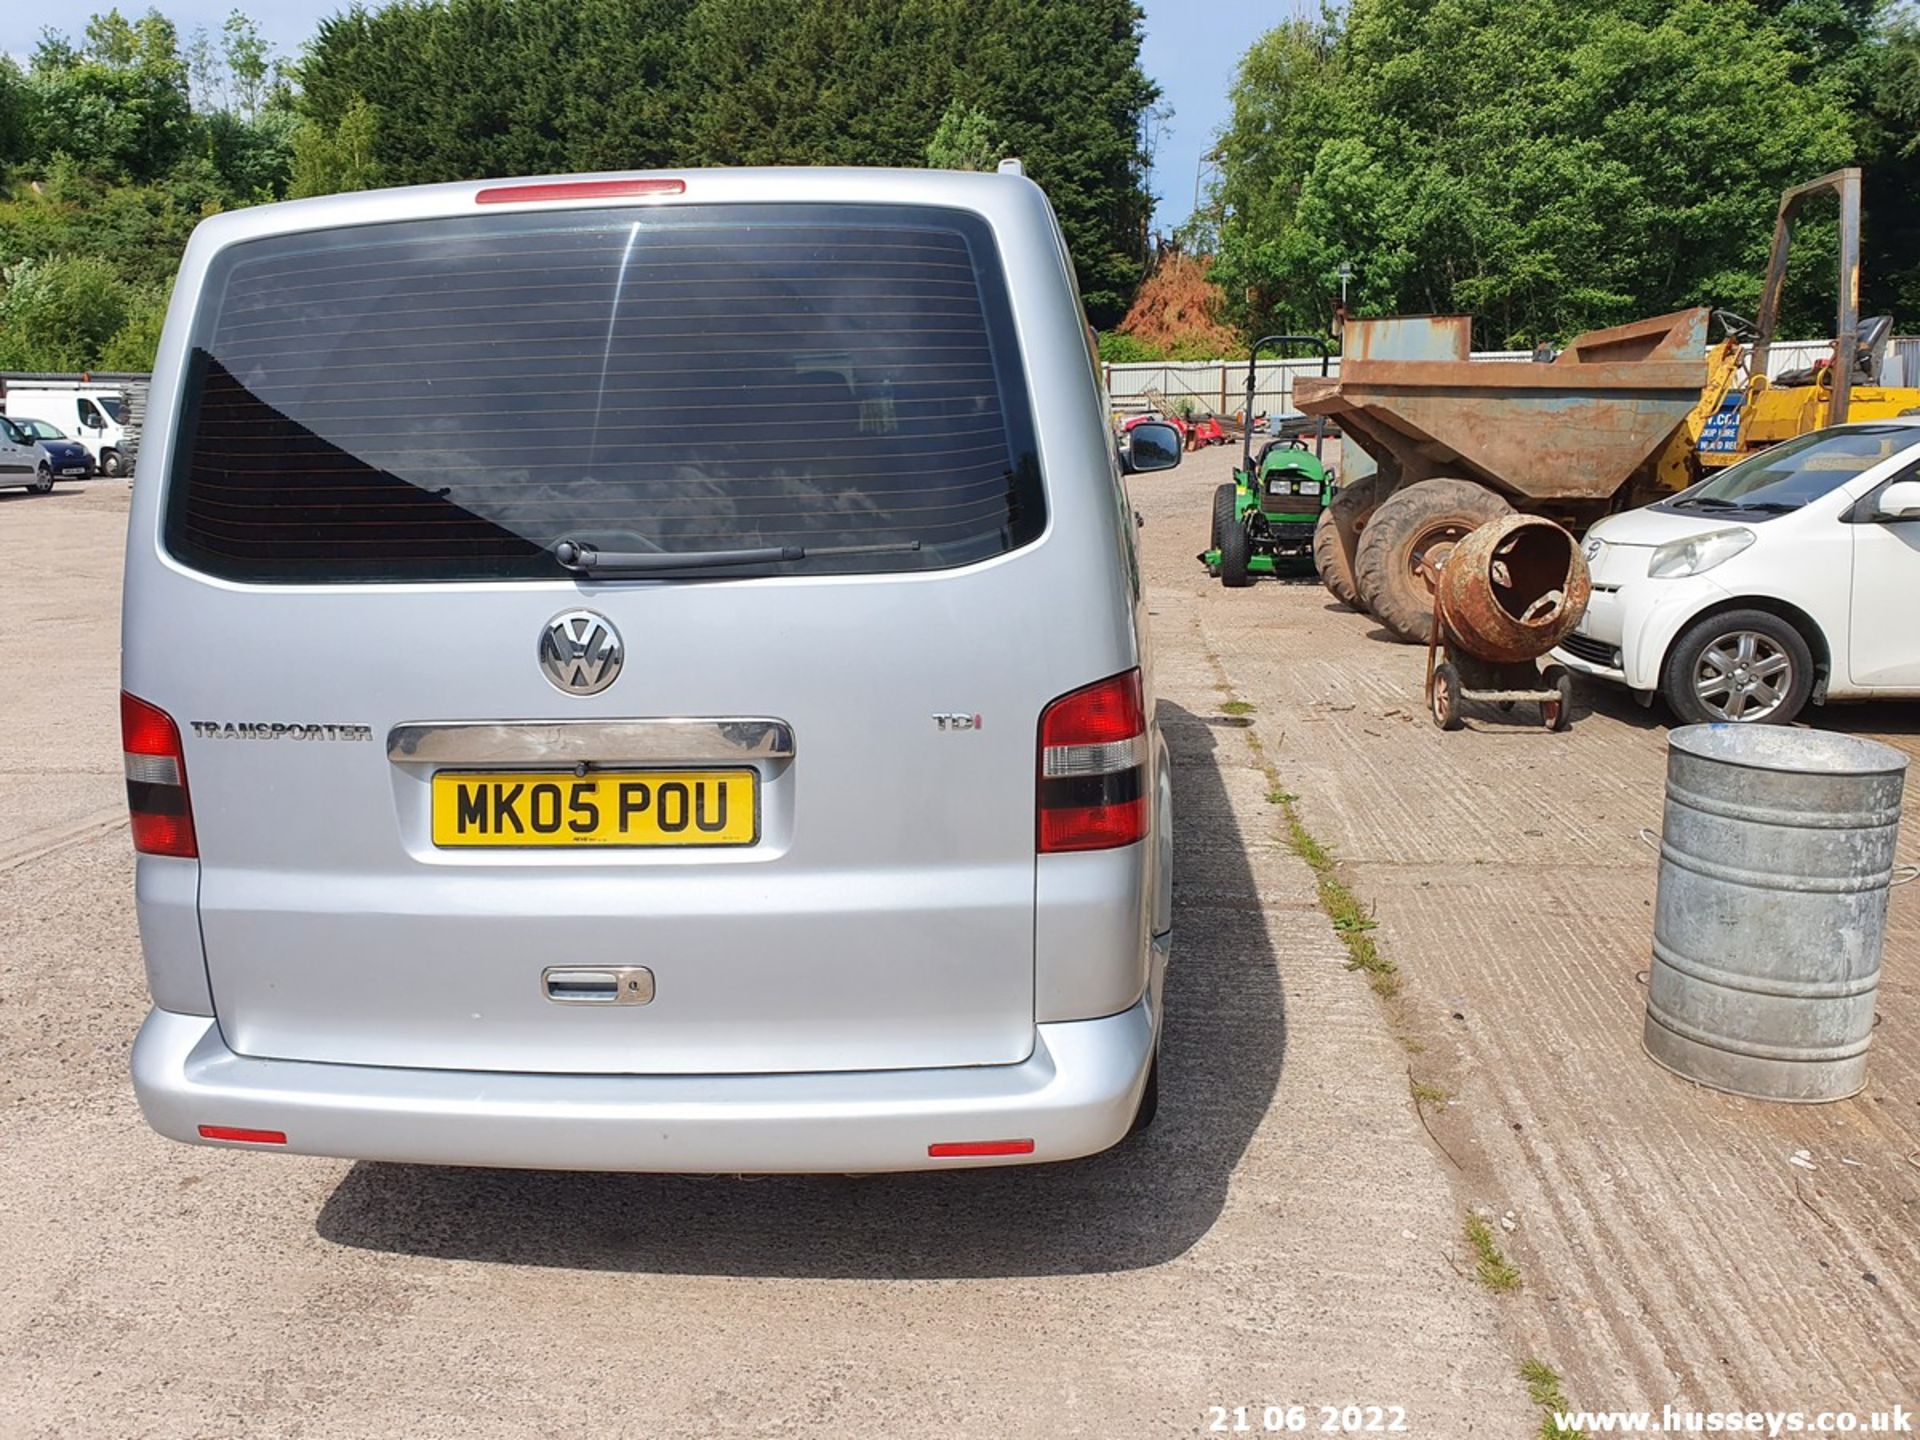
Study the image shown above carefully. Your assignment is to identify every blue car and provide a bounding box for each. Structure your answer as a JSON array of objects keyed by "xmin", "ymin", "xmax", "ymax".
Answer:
[{"xmin": 11, "ymin": 417, "xmax": 98, "ymax": 481}]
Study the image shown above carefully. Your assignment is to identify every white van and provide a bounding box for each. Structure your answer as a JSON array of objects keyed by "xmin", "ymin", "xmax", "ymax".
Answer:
[
  {"xmin": 123, "ymin": 168, "xmax": 1186, "ymax": 1173},
  {"xmin": 3, "ymin": 381, "xmax": 131, "ymax": 476}
]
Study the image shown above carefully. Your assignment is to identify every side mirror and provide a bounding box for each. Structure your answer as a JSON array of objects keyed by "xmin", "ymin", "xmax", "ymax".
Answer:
[
  {"xmin": 1122, "ymin": 420, "xmax": 1182, "ymax": 474},
  {"xmin": 1874, "ymin": 478, "xmax": 1920, "ymax": 521}
]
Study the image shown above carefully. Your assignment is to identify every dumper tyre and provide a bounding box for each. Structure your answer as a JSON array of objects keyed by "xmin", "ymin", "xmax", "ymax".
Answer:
[
  {"xmin": 1317, "ymin": 472, "xmax": 1392, "ymax": 612},
  {"xmin": 1355, "ymin": 478, "xmax": 1514, "ymax": 644},
  {"xmin": 1208, "ymin": 483, "xmax": 1235, "ymax": 578},
  {"xmin": 1219, "ymin": 501, "xmax": 1254, "ymax": 588},
  {"xmin": 1313, "ymin": 509, "xmax": 1356, "ymax": 608}
]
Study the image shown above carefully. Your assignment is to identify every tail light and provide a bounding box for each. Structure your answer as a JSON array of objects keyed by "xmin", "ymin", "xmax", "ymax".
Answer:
[
  {"xmin": 1037, "ymin": 669, "xmax": 1148, "ymax": 853},
  {"xmin": 121, "ymin": 692, "xmax": 197, "ymax": 858}
]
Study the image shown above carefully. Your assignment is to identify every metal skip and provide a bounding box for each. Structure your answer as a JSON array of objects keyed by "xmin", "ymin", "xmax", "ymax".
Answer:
[{"xmin": 1643, "ymin": 725, "xmax": 1916, "ymax": 1102}]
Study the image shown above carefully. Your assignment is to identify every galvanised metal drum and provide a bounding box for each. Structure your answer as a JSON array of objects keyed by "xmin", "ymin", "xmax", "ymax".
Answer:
[{"xmin": 1644, "ymin": 724, "xmax": 1914, "ymax": 1102}]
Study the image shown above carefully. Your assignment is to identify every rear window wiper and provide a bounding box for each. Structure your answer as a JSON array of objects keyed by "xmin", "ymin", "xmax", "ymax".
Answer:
[{"xmin": 553, "ymin": 538, "xmax": 921, "ymax": 577}]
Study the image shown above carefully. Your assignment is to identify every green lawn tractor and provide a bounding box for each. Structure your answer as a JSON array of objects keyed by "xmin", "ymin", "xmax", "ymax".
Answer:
[{"xmin": 1202, "ymin": 334, "xmax": 1335, "ymax": 587}]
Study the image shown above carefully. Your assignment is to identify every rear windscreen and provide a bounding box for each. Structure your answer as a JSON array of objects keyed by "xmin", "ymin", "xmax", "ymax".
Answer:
[{"xmin": 164, "ymin": 204, "xmax": 1044, "ymax": 582}]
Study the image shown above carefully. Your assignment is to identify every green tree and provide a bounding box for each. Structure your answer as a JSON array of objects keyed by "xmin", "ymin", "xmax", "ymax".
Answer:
[
  {"xmin": 223, "ymin": 11, "xmax": 271, "ymax": 118},
  {"xmin": 0, "ymin": 253, "xmax": 131, "ymax": 369},
  {"xmin": 1212, "ymin": 0, "xmax": 1858, "ymax": 348},
  {"xmin": 1097, "ymin": 330, "xmax": 1163, "ymax": 362},
  {"xmin": 288, "ymin": 95, "xmax": 382, "ymax": 198},
  {"xmin": 0, "ymin": 58, "xmax": 34, "ymax": 170},
  {"xmin": 100, "ymin": 285, "xmax": 170, "ymax": 369},
  {"xmin": 294, "ymin": 0, "xmax": 1157, "ymax": 324},
  {"xmin": 26, "ymin": 9, "xmax": 195, "ymax": 182},
  {"xmin": 926, "ymin": 103, "xmax": 998, "ymax": 171}
]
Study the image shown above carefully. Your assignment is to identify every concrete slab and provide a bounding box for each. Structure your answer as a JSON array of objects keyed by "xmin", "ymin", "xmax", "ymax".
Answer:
[{"xmin": 1135, "ymin": 446, "xmax": 1920, "ymax": 1416}]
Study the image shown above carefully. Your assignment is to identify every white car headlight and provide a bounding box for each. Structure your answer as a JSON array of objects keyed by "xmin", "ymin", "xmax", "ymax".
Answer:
[{"xmin": 1647, "ymin": 527, "xmax": 1755, "ymax": 578}]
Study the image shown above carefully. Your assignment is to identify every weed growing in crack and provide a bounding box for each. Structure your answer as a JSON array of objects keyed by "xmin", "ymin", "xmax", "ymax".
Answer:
[
  {"xmin": 1520, "ymin": 1360, "xmax": 1583, "ymax": 1438},
  {"xmin": 1466, "ymin": 1213, "xmax": 1521, "ymax": 1293}
]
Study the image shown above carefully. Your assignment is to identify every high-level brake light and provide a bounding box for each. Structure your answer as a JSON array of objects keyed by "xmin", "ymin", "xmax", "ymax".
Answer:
[
  {"xmin": 1037, "ymin": 669, "xmax": 1148, "ymax": 853},
  {"xmin": 121, "ymin": 692, "xmax": 197, "ymax": 858},
  {"xmin": 475, "ymin": 178, "xmax": 686, "ymax": 205}
]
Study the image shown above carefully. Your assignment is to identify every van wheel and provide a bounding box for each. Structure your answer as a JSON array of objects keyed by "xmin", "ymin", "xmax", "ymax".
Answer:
[
  {"xmin": 1317, "ymin": 472, "xmax": 1391, "ymax": 613},
  {"xmin": 1354, "ymin": 478, "xmax": 1513, "ymax": 643},
  {"xmin": 1218, "ymin": 502, "xmax": 1253, "ymax": 588},
  {"xmin": 1128, "ymin": 1051, "xmax": 1159, "ymax": 1134},
  {"xmin": 31, "ymin": 464, "xmax": 54, "ymax": 494},
  {"xmin": 100, "ymin": 449, "xmax": 123, "ymax": 478},
  {"xmin": 1660, "ymin": 610, "xmax": 1813, "ymax": 725}
]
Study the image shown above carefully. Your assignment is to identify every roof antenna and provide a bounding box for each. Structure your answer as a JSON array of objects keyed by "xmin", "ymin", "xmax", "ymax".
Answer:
[{"xmin": 997, "ymin": 157, "xmax": 1025, "ymax": 176}]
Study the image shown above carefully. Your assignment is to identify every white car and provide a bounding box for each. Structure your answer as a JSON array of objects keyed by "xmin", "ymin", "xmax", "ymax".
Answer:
[{"xmin": 1553, "ymin": 422, "xmax": 1920, "ymax": 725}]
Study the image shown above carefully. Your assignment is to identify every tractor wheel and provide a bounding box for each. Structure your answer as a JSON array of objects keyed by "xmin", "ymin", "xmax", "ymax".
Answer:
[
  {"xmin": 1218, "ymin": 503, "xmax": 1253, "ymax": 588},
  {"xmin": 1208, "ymin": 483, "xmax": 1235, "ymax": 578},
  {"xmin": 1315, "ymin": 472, "xmax": 1391, "ymax": 612},
  {"xmin": 1354, "ymin": 478, "xmax": 1513, "ymax": 644}
]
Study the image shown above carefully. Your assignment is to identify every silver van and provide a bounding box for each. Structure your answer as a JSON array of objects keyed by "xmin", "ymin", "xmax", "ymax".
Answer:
[{"xmin": 124, "ymin": 168, "xmax": 1181, "ymax": 1172}]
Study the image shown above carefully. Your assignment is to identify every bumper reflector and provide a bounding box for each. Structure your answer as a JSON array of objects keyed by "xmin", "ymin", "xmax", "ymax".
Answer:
[
  {"xmin": 198, "ymin": 1125, "xmax": 287, "ymax": 1145},
  {"xmin": 928, "ymin": 1139, "xmax": 1035, "ymax": 1158}
]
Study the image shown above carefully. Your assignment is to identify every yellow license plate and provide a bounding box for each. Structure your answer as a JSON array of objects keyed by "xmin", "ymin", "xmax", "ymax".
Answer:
[{"xmin": 431, "ymin": 769, "xmax": 758, "ymax": 848}]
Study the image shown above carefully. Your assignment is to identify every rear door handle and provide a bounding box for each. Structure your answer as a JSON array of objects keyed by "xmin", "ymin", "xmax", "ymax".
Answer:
[{"xmin": 542, "ymin": 966, "xmax": 655, "ymax": 1005}]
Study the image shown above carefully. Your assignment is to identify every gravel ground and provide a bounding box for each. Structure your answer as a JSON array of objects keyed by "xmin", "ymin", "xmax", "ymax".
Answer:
[{"xmin": 0, "ymin": 479, "xmax": 1532, "ymax": 1439}]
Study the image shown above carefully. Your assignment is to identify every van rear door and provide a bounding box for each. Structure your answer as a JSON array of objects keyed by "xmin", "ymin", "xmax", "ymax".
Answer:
[{"xmin": 145, "ymin": 199, "xmax": 1058, "ymax": 1076}]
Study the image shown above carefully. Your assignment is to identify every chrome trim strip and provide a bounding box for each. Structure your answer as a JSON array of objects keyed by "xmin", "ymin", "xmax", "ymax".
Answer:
[{"xmin": 387, "ymin": 718, "xmax": 794, "ymax": 765}]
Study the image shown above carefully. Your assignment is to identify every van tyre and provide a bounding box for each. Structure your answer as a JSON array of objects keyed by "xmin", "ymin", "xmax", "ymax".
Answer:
[
  {"xmin": 100, "ymin": 449, "xmax": 123, "ymax": 478},
  {"xmin": 1660, "ymin": 609, "xmax": 1814, "ymax": 725},
  {"xmin": 31, "ymin": 464, "xmax": 54, "ymax": 494},
  {"xmin": 1316, "ymin": 472, "xmax": 1391, "ymax": 612},
  {"xmin": 1218, "ymin": 495, "xmax": 1253, "ymax": 588},
  {"xmin": 1209, "ymin": 483, "xmax": 1235, "ymax": 577},
  {"xmin": 1355, "ymin": 478, "xmax": 1513, "ymax": 644}
]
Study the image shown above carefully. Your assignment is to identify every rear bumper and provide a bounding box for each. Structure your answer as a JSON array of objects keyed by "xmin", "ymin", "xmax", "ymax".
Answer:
[{"xmin": 131, "ymin": 984, "xmax": 1159, "ymax": 1173}]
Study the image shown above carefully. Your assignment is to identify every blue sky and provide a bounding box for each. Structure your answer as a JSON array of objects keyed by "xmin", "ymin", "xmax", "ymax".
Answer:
[
  {"xmin": 1139, "ymin": 0, "xmax": 1290, "ymax": 229},
  {"xmin": 28, "ymin": 0, "xmax": 1285, "ymax": 229}
]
